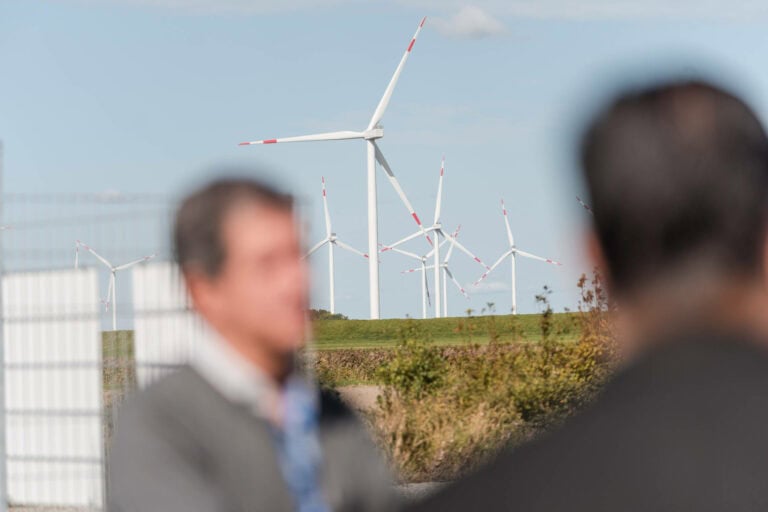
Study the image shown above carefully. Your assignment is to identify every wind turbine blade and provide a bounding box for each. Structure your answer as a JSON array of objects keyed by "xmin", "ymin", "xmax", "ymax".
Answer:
[
  {"xmin": 380, "ymin": 227, "xmax": 433, "ymax": 252},
  {"xmin": 321, "ymin": 177, "xmax": 332, "ymax": 238},
  {"xmin": 389, "ymin": 247, "xmax": 422, "ymax": 260},
  {"xmin": 238, "ymin": 130, "xmax": 366, "ymax": 146},
  {"xmin": 114, "ymin": 254, "xmax": 156, "ymax": 271},
  {"xmin": 425, "ymin": 236, "xmax": 451, "ymax": 258},
  {"xmin": 74, "ymin": 243, "xmax": 79, "ymax": 269},
  {"xmin": 306, "ymin": 238, "xmax": 329, "ymax": 258},
  {"xmin": 443, "ymin": 231, "xmax": 490, "ymax": 270},
  {"xmin": 104, "ymin": 274, "xmax": 114, "ymax": 311},
  {"xmin": 501, "ymin": 199, "xmax": 514, "ymax": 247},
  {"xmin": 334, "ymin": 239, "xmax": 369, "ymax": 259},
  {"xmin": 434, "ymin": 156, "xmax": 445, "ymax": 225},
  {"xmin": 515, "ymin": 249, "xmax": 562, "ymax": 266},
  {"xmin": 473, "ymin": 249, "xmax": 515, "ymax": 286},
  {"xmin": 76, "ymin": 240, "xmax": 112, "ymax": 269},
  {"xmin": 367, "ymin": 17, "xmax": 426, "ymax": 130},
  {"xmin": 444, "ymin": 267, "xmax": 469, "ymax": 299},
  {"xmin": 576, "ymin": 195, "xmax": 594, "ymax": 215},
  {"xmin": 373, "ymin": 142, "xmax": 433, "ymax": 246},
  {"xmin": 424, "ymin": 264, "xmax": 432, "ymax": 307},
  {"xmin": 402, "ymin": 264, "xmax": 437, "ymax": 274},
  {"xmin": 443, "ymin": 224, "xmax": 461, "ymax": 263}
]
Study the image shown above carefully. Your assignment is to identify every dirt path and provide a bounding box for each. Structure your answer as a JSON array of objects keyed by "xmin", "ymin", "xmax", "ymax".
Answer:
[{"xmin": 336, "ymin": 385, "xmax": 382, "ymax": 413}]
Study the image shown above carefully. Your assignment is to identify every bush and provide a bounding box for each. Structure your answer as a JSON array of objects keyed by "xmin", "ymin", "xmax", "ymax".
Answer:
[
  {"xmin": 362, "ymin": 271, "xmax": 617, "ymax": 482},
  {"xmin": 375, "ymin": 321, "xmax": 446, "ymax": 400},
  {"xmin": 309, "ymin": 308, "xmax": 349, "ymax": 321},
  {"xmin": 310, "ymin": 349, "xmax": 392, "ymax": 386}
]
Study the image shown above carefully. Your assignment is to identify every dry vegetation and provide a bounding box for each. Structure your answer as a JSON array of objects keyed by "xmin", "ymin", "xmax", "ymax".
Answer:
[{"xmin": 314, "ymin": 271, "xmax": 617, "ymax": 482}]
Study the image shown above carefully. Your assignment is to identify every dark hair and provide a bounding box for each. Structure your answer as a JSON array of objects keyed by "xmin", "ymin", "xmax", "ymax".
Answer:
[
  {"xmin": 580, "ymin": 80, "xmax": 768, "ymax": 293},
  {"xmin": 173, "ymin": 177, "xmax": 294, "ymax": 277}
]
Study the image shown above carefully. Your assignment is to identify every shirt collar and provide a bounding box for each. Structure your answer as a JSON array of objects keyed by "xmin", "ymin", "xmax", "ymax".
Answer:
[{"xmin": 191, "ymin": 332, "xmax": 311, "ymax": 425}]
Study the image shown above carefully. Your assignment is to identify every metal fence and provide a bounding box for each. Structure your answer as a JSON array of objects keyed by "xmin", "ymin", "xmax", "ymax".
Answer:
[{"xmin": 0, "ymin": 159, "xmax": 211, "ymax": 510}]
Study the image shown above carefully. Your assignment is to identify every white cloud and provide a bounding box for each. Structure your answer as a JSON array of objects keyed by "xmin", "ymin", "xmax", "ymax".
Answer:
[{"xmin": 433, "ymin": 6, "xmax": 506, "ymax": 39}]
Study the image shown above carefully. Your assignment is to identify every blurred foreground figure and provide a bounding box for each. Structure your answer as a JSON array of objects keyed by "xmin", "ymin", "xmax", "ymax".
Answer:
[
  {"xmin": 412, "ymin": 80, "xmax": 768, "ymax": 511},
  {"xmin": 108, "ymin": 178, "xmax": 394, "ymax": 512}
]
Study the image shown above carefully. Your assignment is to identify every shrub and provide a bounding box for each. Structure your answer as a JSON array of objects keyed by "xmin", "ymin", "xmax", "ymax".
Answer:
[
  {"xmin": 375, "ymin": 320, "xmax": 446, "ymax": 400},
  {"xmin": 363, "ymin": 271, "xmax": 617, "ymax": 482}
]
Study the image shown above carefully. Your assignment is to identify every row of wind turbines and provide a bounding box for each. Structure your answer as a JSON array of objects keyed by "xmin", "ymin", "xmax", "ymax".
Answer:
[
  {"xmin": 306, "ymin": 156, "xmax": 562, "ymax": 319},
  {"xmin": 239, "ymin": 16, "xmax": 564, "ymax": 319}
]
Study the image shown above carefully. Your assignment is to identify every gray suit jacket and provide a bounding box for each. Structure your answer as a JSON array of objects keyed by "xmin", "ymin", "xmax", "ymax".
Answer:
[{"xmin": 107, "ymin": 366, "xmax": 395, "ymax": 512}]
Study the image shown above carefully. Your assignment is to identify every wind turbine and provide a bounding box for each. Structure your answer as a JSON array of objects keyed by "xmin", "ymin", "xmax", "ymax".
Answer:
[
  {"xmin": 305, "ymin": 177, "xmax": 368, "ymax": 315},
  {"xmin": 396, "ymin": 250, "xmax": 433, "ymax": 319},
  {"xmin": 473, "ymin": 200, "xmax": 562, "ymax": 314},
  {"xmin": 75, "ymin": 240, "xmax": 155, "ymax": 330},
  {"xmin": 389, "ymin": 234, "xmax": 451, "ymax": 319},
  {"xmin": 381, "ymin": 157, "xmax": 489, "ymax": 318},
  {"xmin": 397, "ymin": 225, "xmax": 468, "ymax": 318},
  {"xmin": 438, "ymin": 225, "xmax": 469, "ymax": 317},
  {"xmin": 239, "ymin": 17, "xmax": 430, "ymax": 320}
]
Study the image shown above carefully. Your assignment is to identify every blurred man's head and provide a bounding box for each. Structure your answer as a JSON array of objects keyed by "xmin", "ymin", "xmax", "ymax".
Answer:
[
  {"xmin": 580, "ymin": 80, "xmax": 768, "ymax": 336},
  {"xmin": 174, "ymin": 177, "xmax": 308, "ymax": 374}
]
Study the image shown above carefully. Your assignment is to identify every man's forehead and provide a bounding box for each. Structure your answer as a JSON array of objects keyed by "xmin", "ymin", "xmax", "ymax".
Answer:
[{"xmin": 222, "ymin": 201, "xmax": 296, "ymax": 243}]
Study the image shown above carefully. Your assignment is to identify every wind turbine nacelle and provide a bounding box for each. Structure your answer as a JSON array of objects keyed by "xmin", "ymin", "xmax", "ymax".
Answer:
[{"xmin": 363, "ymin": 128, "xmax": 384, "ymax": 140}]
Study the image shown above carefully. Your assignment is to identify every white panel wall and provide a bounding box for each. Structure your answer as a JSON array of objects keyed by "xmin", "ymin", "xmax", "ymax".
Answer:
[
  {"xmin": 3, "ymin": 268, "xmax": 103, "ymax": 507},
  {"xmin": 132, "ymin": 262, "xmax": 213, "ymax": 387}
]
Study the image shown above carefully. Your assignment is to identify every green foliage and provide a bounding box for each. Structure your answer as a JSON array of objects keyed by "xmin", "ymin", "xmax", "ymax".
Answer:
[
  {"xmin": 309, "ymin": 308, "xmax": 349, "ymax": 321},
  {"xmin": 375, "ymin": 321, "xmax": 446, "ymax": 400},
  {"xmin": 359, "ymin": 271, "xmax": 616, "ymax": 482}
]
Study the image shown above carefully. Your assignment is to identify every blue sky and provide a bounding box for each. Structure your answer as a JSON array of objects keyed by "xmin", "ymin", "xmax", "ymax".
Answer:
[{"xmin": 3, "ymin": 1, "xmax": 768, "ymax": 318}]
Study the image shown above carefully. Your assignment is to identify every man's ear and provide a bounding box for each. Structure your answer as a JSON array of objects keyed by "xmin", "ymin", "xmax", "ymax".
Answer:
[{"xmin": 183, "ymin": 268, "xmax": 217, "ymax": 319}]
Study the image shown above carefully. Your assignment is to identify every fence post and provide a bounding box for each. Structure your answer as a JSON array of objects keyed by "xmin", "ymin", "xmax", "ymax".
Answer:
[{"xmin": 0, "ymin": 141, "xmax": 9, "ymax": 512}]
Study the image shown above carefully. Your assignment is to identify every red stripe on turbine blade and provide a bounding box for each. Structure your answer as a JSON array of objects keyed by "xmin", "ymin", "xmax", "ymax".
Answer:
[
  {"xmin": 238, "ymin": 142, "xmax": 250, "ymax": 146},
  {"xmin": 364, "ymin": 254, "xmax": 370, "ymax": 259},
  {"xmin": 412, "ymin": 213, "xmax": 422, "ymax": 225},
  {"xmin": 474, "ymin": 257, "xmax": 481, "ymax": 263},
  {"xmin": 407, "ymin": 39, "xmax": 415, "ymax": 52},
  {"xmin": 427, "ymin": 236, "xmax": 434, "ymax": 245},
  {"xmin": 420, "ymin": 16, "xmax": 426, "ymax": 27},
  {"xmin": 263, "ymin": 139, "xmax": 277, "ymax": 144}
]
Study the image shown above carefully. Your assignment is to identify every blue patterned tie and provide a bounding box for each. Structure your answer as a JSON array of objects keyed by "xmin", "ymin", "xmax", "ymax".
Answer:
[{"xmin": 274, "ymin": 377, "xmax": 331, "ymax": 512}]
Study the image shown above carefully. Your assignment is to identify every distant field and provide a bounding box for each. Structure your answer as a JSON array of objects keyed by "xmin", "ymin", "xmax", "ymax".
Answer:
[{"xmin": 310, "ymin": 313, "xmax": 580, "ymax": 350}]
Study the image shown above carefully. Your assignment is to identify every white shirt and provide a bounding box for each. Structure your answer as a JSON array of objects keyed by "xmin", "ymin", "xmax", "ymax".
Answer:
[{"xmin": 191, "ymin": 333, "xmax": 303, "ymax": 425}]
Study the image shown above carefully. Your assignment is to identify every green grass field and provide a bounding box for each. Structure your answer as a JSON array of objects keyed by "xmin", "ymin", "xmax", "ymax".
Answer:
[
  {"xmin": 99, "ymin": 312, "xmax": 580, "ymax": 354},
  {"xmin": 310, "ymin": 312, "xmax": 580, "ymax": 350}
]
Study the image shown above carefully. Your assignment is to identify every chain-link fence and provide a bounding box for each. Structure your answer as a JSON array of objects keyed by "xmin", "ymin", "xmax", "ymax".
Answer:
[{"xmin": 0, "ymin": 157, "xmax": 213, "ymax": 510}]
